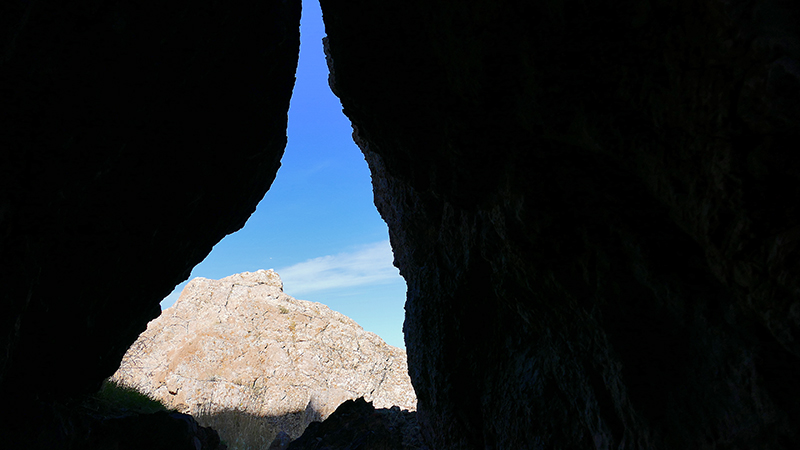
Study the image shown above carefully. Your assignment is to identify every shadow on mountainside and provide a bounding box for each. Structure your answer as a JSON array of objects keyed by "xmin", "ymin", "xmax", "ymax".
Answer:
[
  {"xmin": 194, "ymin": 399, "xmax": 424, "ymax": 450},
  {"xmin": 90, "ymin": 375, "xmax": 420, "ymax": 449},
  {"xmin": 23, "ymin": 379, "xmax": 424, "ymax": 450},
  {"xmin": 194, "ymin": 408, "xmax": 307, "ymax": 450},
  {"xmin": 80, "ymin": 379, "xmax": 307, "ymax": 449},
  {"xmin": 286, "ymin": 398, "xmax": 425, "ymax": 450}
]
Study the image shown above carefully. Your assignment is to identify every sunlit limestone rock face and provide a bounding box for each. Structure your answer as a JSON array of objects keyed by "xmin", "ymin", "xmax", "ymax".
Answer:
[
  {"xmin": 320, "ymin": 0, "xmax": 800, "ymax": 448},
  {"xmin": 0, "ymin": 0, "xmax": 300, "ymax": 447},
  {"xmin": 112, "ymin": 270, "xmax": 416, "ymax": 443}
]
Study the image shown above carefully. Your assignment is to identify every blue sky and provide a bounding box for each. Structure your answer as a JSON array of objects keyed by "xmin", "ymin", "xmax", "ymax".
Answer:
[{"xmin": 160, "ymin": 0, "xmax": 407, "ymax": 348}]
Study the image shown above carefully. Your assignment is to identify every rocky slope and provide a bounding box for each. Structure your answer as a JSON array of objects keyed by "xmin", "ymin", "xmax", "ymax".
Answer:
[{"xmin": 111, "ymin": 270, "xmax": 416, "ymax": 441}]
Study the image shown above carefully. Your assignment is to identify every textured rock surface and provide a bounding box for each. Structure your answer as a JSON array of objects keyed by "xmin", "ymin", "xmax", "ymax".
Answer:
[
  {"xmin": 320, "ymin": 0, "xmax": 800, "ymax": 448},
  {"xmin": 112, "ymin": 270, "xmax": 415, "ymax": 440},
  {"xmin": 0, "ymin": 0, "xmax": 300, "ymax": 445}
]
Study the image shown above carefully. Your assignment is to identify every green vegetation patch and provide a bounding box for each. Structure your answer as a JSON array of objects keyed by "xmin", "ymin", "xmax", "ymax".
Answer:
[{"xmin": 82, "ymin": 379, "xmax": 172, "ymax": 416}]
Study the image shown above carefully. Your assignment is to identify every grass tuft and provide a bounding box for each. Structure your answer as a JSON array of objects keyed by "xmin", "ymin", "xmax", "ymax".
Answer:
[{"xmin": 81, "ymin": 379, "xmax": 172, "ymax": 416}]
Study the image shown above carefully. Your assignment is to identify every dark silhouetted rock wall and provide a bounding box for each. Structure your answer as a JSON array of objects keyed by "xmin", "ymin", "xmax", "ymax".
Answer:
[
  {"xmin": 321, "ymin": 0, "xmax": 800, "ymax": 448},
  {"xmin": 4, "ymin": 0, "xmax": 800, "ymax": 448},
  {"xmin": 0, "ymin": 0, "xmax": 300, "ymax": 444},
  {"xmin": 287, "ymin": 398, "xmax": 424, "ymax": 450}
]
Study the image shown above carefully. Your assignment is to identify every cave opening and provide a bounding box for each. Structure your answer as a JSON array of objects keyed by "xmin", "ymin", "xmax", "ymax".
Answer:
[
  {"xmin": 157, "ymin": 0, "xmax": 406, "ymax": 350},
  {"xmin": 106, "ymin": 1, "xmax": 415, "ymax": 447}
]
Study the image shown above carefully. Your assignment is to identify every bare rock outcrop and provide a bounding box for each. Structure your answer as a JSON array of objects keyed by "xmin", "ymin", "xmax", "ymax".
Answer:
[{"xmin": 112, "ymin": 270, "xmax": 416, "ymax": 440}]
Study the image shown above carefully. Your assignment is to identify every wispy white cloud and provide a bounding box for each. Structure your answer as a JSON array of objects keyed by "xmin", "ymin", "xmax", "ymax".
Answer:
[{"xmin": 278, "ymin": 240, "xmax": 401, "ymax": 295}]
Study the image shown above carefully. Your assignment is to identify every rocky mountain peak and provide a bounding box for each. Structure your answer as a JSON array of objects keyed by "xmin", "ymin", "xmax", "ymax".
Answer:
[
  {"xmin": 218, "ymin": 269, "xmax": 284, "ymax": 288},
  {"xmin": 111, "ymin": 270, "xmax": 415, "ymax": 444}
]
